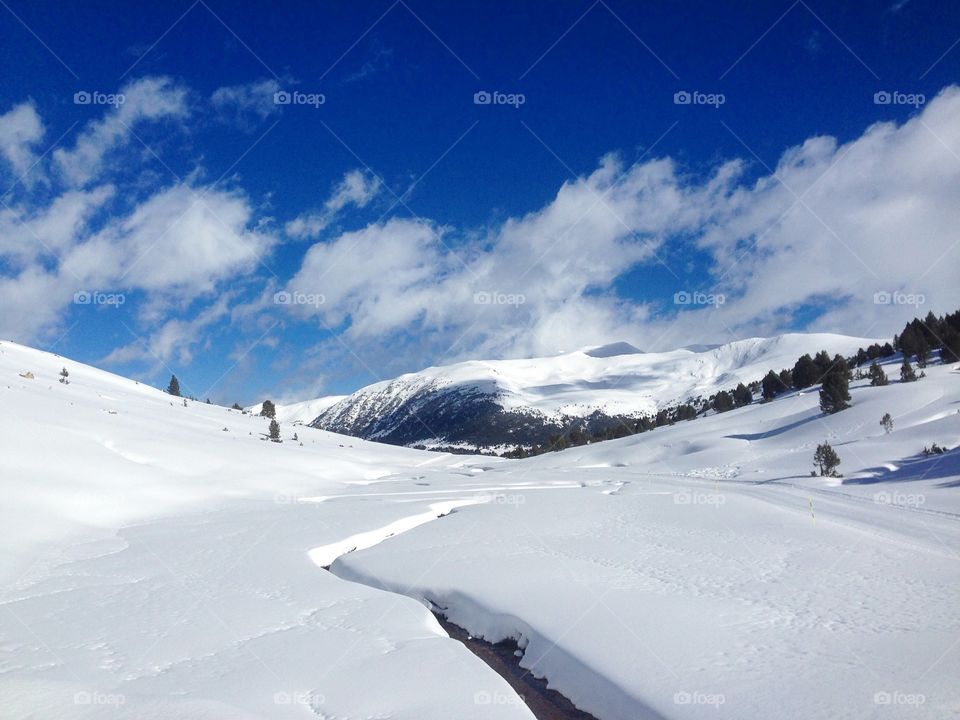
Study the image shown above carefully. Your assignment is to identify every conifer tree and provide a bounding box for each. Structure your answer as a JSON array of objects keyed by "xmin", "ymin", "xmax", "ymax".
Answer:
[
  {"xmin": 712, "ymin": 390, "xmax": 734, "ymax": 413},
  {"xmin": 880, "ymin": 413, "xmax": 893, "ymax": 434},
  {"xmin": 819, "ymin": 364, "xmax": 851, "ymax": 414},
  {"xmin": 868, "ymin": 361, "xmax": 888, "ymax": 386},
  {"xmin": 761, "ymin": 370, "xmax": 781, "ymax": 401},
  {"xmin": 167, "ymin": 375, "xmax": 181, "ymax": 396},
  {"xmin": 792, "ymin": 354, "xmax": 819, "ymax": 389},
  {"xmin": 732, "ymin": 383, "xmax": 752, "ymax": 407},
  {"xmin": 813, "ymin": 442, "xmax": 841, "ymax": 477},
  {"xmin": 900, "ymin": 357, "xmax": 917, "ymax": 383}
]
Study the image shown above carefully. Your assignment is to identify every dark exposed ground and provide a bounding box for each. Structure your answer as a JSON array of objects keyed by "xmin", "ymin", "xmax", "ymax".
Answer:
[{"xmin": 432, "ymin": 611, "xmax": 601, "ymax": 720}]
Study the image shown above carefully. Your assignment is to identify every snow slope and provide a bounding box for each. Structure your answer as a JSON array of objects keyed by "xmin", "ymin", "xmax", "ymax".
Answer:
[
  {"xmin": 245, "ymin": 395, "xmax": 346, "ymax": 424},
  {"xmin": 2, "ymin": 339, "xmax": 959, "ymax": 720},
  {"xmin": 312, "ymin": 333, "xmax": 879, "ymax": 448},
  {"xmin": 0, "ymin": 340, "xmax": 531, "ymax": 720},
  {"xmin": 332, "ymin": 357, "xmax": 960, "ymax": 719}
]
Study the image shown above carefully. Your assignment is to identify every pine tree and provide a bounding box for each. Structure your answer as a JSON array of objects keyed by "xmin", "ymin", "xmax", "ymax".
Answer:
[
  {"xmin": 868, "ymin": 361, "xmax": 888, "ymax": 386},
  {"xmin": 900, "ymin": 357, "xmax": 917, "ymax": 383},
  {"xmin": 941, "ymin": 327, "xmax": 960, "ymax": 364},
  {"xmin": 733, "ymin": 383, "xmax": 752, "ymax": 407},
  {"xmin": 899, "ymin": 325, "xmax": 919, "ymax": 360},
  {"xmin": 761, "ymin": 370, "xmax": 782, "ymax": 401},
  {"xmin": 231, "ymin": 402, "xmax": 243, "ymax": 410},
  {"xmin": 167, "ymin": 375, "xmax": 181, "ymax": 396},
  {"xmin": 813, "ymin": 350, "xmax": 833, "ymax": 378},
  {"xmin": 778, "ymin": 368, "xmax": 793, "ymax": 389},
  {"xmin": 260, "ymin": 400, "xmax": 276, "ymax": 419},
  {"xmin": 58, "ymin": 367, "xmax": 70, "ymax": 385},
  {"xmin": 813, "ymin": 442, "xmax": 841, "ymax": 477},
  {"xmin": 710, "ymin": 391, "xmax": 733, "ymax": 413},
  {"xmin": 819, "ymin": 369, "xmax": 851, "ymax": 414},
  {"xmin": 792, "ymin": 354, "xmax": 819, "ymax": 389},
  {"xmin": 880, "ymin": 413, "xmax": 893, "ymax": 434},
  {"xmin": 916, "ymin": 334, "xmax": 930, "ymax": 368},
  {"xmin": 268, "ymin": 419, "xmax": 281, "ymax": 442}
]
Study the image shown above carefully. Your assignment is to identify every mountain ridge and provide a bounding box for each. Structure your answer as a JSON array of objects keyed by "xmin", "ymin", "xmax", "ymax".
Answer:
[{"xmin": 309, "ymin": 332, "xmax": 881, "ymax": 451}]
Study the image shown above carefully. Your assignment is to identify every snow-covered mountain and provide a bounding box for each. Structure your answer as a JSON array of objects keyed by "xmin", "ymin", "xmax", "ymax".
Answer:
[{"xmin": 311, "ymin": 333, "xmax": 879, "ymax": 450}]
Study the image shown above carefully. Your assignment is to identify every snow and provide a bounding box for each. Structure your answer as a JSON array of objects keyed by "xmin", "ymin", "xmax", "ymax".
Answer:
[
  {"xmin": 2, "ymin": 338, "xmax": 959, "ymax": 719},
  {"xmin": 245, "ymin": 395, "xmax": 346, "ymax": 424},
  {"xmin": 318, "ymin": 332, "xmax": 881, "ymax": 425}
]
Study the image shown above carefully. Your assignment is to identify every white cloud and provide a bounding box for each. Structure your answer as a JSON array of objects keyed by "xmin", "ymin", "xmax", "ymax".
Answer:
[
  {"xmin": 67, "ymin": 184, "xmax": 276, "ymax": 293},
  {"xmin": 54, "ymin": 76, "xmax": 189, "ymax": 186},
  {"xmin": 0, "ymin": 186, "xmax": 114, "ymax": 269},
  {"xmin": 282, "ymin": 89, "xmax": 960, "ymax": 370},
  {"xmin": 211, "ymin": 78, "xmax": 281, "ymax": 127},
  {"xmin": 681, "ymin": 85, "xmax": 960, "ymax": 346},
  {"xmin": 103, "ymin": 293, "xmax": 234, "ymax": 367},
  {"xmin": 285, "ymin": 169, "xmax": 382, "ymax": 240},
  {"xmin": 0, "ymin": 101, "xmax": 44, "ymax": 181}
]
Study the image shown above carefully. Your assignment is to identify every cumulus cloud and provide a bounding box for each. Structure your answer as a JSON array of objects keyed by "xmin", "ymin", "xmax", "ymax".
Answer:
[
  {"xmin": 281, "ymin": 88, "xmax": 960, "ymax": 370},
  {"xmin": 0, "ymin": 102, "xmax": 44, "ymax": 181},
  {"xmin": 66, "ymin": 184, "xmax": 275, "ymax": 293},
  {"xmin": 53, "ymin": 76, "xmax": 189, "ymax": 186},
  {"xmin": 0, "ymin": 181, "xmax": 275, "ymax": 344},
  {"xmin": 283, "ymin": 154, "xmax": 726, "ymax": 363},
  {"xmin": 679, "ymin": 85, "xmax": 960, "ymax": 346},
  {"xmin": 285, "ymin": 169, "xmax": 382, "ymax": 240}
]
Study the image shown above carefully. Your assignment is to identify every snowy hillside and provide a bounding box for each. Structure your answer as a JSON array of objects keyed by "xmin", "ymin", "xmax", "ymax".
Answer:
[
  {"xmin": 2, "ymin": 338, "xmax": 958, "ymax": 720},
  {"xmin": 312, "ymin": 333, "xmax": 879, "ymax": 449},
  {"xmin": 246, "ymin": 395, "xmax": 346, "ymax": 424}
]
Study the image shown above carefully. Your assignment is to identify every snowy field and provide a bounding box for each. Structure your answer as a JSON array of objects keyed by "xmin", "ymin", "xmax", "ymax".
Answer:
[{"xmin": 1, "ymin": 338, "xmax": 958, "ymax": 719}]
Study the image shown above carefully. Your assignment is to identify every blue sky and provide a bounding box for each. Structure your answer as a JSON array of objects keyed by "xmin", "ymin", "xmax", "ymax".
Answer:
[{"xmin": 0, "ymin": 0, "xmax": 958, "ymax": 403}]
